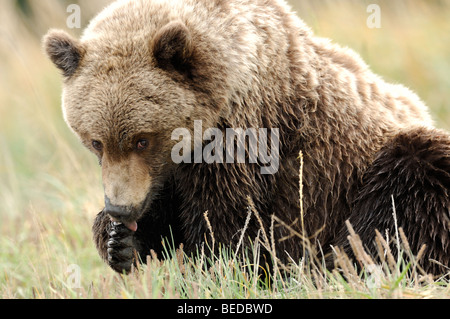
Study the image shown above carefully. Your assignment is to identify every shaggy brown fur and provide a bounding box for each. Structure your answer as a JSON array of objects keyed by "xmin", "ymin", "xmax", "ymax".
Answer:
[
  {"xmin": 334, "ymin": 127, "xmax": 450, "ymax": 274},
  {"xmin": 43, "ymin": 0, "xmax": 449, "ymax": 275}
]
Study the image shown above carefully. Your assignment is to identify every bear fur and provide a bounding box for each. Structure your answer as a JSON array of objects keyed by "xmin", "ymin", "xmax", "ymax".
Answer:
[{"xmin": 43, "ymin": 0, "xmax": 450, "ymax": 275}]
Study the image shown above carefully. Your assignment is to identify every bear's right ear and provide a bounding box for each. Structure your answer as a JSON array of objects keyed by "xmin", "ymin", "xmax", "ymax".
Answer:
[
  {"xmin": 43, "ymin": 29, "xmax": 85, "ymax": 78},
  {"xmin": 151, "ymin": 21, "xmax": 195, "ymax": 77}
]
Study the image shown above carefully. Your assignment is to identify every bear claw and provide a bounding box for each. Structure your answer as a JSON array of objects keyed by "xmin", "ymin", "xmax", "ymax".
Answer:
[{"xmin": 107, "ymin": 222, "xmax": 136, "ymax": 274}]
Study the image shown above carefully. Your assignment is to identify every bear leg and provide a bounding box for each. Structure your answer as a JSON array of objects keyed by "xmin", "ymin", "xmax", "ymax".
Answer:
[{"xmin": 335, "ymin": 127, "xmax": 450, "ymax": 275}]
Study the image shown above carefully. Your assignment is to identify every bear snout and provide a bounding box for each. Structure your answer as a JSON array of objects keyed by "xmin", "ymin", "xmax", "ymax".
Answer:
[
  {"xmin": 104, "ymin": 196, "xmax": 138, "ymax": 232},
  {"xmin": 104, "ymin": 196, "xmax": 129, "ymax": 219}
]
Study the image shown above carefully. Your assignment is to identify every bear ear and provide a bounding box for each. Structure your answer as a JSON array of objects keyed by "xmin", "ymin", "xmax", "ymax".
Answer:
[
  {"xmin": 43, "ymin": 29, "xmax": 85, "ymax": 78},
  {"xmin": 151, "ymin": 21, "xmax": 194, "ymax": 77}
]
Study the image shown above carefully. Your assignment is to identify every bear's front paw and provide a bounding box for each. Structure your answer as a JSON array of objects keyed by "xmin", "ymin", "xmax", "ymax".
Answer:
[{"xmin": 107, "ymin": 222, "xmax": 137, "ymax": 274}]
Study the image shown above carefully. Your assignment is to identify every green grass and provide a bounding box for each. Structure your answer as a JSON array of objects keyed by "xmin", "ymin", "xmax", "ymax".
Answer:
[
  {"xmin": 3, "ymin": 216, "xmax": 449, "ymax": 299},
  {"xmin": 1, "ymin": 0, "xmax": 449, "ymax": 299}
]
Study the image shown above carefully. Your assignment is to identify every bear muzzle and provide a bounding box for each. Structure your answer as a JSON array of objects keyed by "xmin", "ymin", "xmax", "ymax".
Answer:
[{"xmin": 104, "ymin": 196, "xmax": 138, "ymax": 232}]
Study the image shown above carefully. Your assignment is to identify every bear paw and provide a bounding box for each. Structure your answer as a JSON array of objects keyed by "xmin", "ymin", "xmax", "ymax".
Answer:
[{"xmin": 107, "ymin": 221, "xmax": 137, "ymax": 274}]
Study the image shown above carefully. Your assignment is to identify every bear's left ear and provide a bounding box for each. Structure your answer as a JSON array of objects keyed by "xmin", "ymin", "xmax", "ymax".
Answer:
[
  {"xmin": 43, "ymin": 29, "xmax": 85, "ymax": 78},
  {"xmin": 151, "ymin": 21, "xmax": 195, "ymax": 77}
]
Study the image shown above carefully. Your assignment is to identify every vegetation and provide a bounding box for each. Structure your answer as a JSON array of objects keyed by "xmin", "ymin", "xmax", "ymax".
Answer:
[{"xmin": 0, "ymin": 0, "xmax": 449, "ymax": 299}]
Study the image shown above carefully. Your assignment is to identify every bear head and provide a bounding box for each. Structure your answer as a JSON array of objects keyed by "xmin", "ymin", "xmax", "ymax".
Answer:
[{"xmin": 43, "ymin": 16, "xmax": 231, "ymax": 230}]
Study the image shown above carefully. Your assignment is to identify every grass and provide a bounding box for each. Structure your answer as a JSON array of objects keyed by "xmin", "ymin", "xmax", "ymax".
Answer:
[
  {"xmin": 0, "ymin": 0, "xmax": 449, "ymax": 299},
  {"xmin": 3, "ymin": 208, "xmax": 449, "ymax": 299}
]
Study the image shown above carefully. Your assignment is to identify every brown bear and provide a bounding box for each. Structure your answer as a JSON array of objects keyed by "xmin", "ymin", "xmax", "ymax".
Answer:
[{"xmin": 43, "ymin": 0, "xmax": 449, "ymax": 275}]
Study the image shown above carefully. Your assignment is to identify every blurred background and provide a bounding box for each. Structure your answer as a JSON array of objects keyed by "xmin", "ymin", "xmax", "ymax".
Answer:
[{"xmin": 0, "ymin": 0, "xmax": 449, "ymax": 297}]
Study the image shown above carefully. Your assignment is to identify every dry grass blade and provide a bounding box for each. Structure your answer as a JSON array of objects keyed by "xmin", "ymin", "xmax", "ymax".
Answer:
[
  {"xmin": 375, "ymin": 229, "xmax": 398, "ymax": 274},
  {"xmin": 332, "ymin": 246, "xmax": 359, "ymax": 289},
  {"xmin": 203, "ymin": 210, "xmax": 215, "ymax": 252},
  {"xmin": 246, "ymin": 196, "xmax": 270, "ymax": 251},
  {"xmin": 345, "ymin": 220, "xmax": 375, "ymax": 267},
  {"xmin": 391, "ymin": 195, "xmax": 401, "ymax": 263},
  {"xmin": 298, "ymin": 151, "xmax": 306, "ymax": 257},
  {"xmin": 235, "ymin": 207, "xmax": 252, "ymax": 253}
]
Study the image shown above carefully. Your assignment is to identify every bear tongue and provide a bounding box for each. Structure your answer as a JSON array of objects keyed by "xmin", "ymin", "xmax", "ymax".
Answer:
[{"xmin": 123, "ymin": 221, "xmax": 138, "ymax": 232}]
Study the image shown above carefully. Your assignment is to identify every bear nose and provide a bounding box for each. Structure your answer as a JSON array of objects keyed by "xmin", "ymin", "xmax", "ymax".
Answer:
[{"xmin": 104, "ymin": 196, "xmax": 128, "ymax": 219}]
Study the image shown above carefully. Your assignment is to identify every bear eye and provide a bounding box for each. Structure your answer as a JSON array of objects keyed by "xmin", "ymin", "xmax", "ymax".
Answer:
[
  {"xmin": 92, "ymin": 140, "xmax": 103, "ymax": 152},
  {"xmin": 136, "ymin": 139, "xmax": 149, "ymax": 151}
]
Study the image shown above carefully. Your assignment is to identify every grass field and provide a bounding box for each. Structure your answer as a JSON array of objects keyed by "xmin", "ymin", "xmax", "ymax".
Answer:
[{"xmin": 0, "ymin": 0, "xmax": 449, "ymax": 299}]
